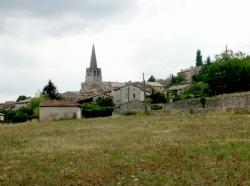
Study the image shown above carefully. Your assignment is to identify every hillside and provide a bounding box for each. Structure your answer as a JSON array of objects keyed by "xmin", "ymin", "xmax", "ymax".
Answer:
[{"xmin": 0, "ymin": 113, "xmax": 250, "ymax": 185}]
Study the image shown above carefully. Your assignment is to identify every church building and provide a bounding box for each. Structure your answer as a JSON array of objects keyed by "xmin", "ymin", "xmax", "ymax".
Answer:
[{"xmin": 81, "ymin": 45, "xmax": 102, "ymax": 92}]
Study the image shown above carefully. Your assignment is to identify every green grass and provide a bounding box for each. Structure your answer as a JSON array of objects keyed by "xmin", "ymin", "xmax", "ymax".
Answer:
[{"xmin": 0, "ymin": 113, "xmax": 250, "ymax": 185}]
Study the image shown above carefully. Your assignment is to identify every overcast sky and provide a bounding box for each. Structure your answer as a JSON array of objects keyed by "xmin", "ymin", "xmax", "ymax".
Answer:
[{"xmin": 1, "ymin": 0, "xmax": 250, "ymax": 102}]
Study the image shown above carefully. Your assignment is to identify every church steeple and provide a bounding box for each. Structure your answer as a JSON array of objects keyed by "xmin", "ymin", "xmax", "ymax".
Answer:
[
  {"xmin": 90, "ymin": 44, "xmax": 98, "ymax": 68},
  {"xmin": 81, "ymin": 44, "xmax": 102, "ymax": 92}
]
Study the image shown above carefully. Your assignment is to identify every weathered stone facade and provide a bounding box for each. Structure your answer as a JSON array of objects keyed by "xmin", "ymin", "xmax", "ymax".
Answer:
[
  {"xmin": 112, "ymin": 83, "xmax": 148, "ymax": 106},
  {"xmin": 0, "ymin": 113, "xmax": 4, "ymax": 122},
  {"xmin": 40, "ymin": 100, "xmax": 81, "ymax": 121},
  {"xmin": 113, "ymin": 100, "xmax": 149, "ymax": 114},
  {"xmin": 81, "ymin": 45, "xmax": 102, "ymax": 92},
  {"xmin": 165, "ymin": 91, "xmax": 250, "ymax": 114},
  {"xmin": 178, "ymin": 66, "xmax": 201, "ymax": 83}
]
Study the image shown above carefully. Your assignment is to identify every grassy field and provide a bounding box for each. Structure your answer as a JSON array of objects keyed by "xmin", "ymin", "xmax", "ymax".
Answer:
[{"xmin": 0, "ymin": 113, "xmax": 250, "ymax": 185}]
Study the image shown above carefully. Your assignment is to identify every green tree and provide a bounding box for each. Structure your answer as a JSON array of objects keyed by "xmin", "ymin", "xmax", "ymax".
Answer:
[
  {"xmin": 16, "ymin": 95, "xmax": 28, "ymax": 102},
  {"xmin": 96, "ymin": 97, "xmax": 115, "ymax": 107},
  {"xmin": 193, "ymin": 50, "xmax": 250, "ymax": 95},
  {"xmin": 147, "ymin": 75, "xmax": 156, "ymax": 82},
  {"xmin": 169, "ymin": 74, "xmax": 187, "ymax": 86},
  {"xmin": 150, "ymin": 92, "xmax": 167, "ymax": 104},
  {"xmin": 205, "ymin": 56, "xmax": 211, "ymax": 65},
  {"xmin": 42, "ymin": 80, "xmax": 62, "ymax": 100},
  {"xmin": 183, "ymin": 82, "xmax": 209, "ymax": 98},
  {"xmin": 196, "ymin": 49, "xmax": 203, "ymax": 66}
]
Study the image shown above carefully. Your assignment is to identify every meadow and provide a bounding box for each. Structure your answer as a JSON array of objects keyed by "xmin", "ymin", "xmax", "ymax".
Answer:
[{"xmin": 0, "ymin": 113, "xmax": 249, "ymax": 185}]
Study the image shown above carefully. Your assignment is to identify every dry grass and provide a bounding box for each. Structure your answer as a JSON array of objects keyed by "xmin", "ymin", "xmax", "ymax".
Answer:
[{"xmin": 0, "ymin": 113, "xmax": 250, "ymax": 185}]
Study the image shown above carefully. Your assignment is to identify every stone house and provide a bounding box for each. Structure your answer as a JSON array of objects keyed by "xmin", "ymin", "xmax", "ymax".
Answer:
[
  {"xmin": 178, "ymin": 66, "xmax": 202, "ymax": 83},
  {"xmin": 0, "ymin": 113, "xmax": 4, "ymax": 122},
  {"xmin": 112, "ymin": 83, "xmax": 151, "ymax": 106},
  {"xmin": 0, "ymin": 102, "xmax": 15, "ymax": 111},
  {"xmin": 168, "ymin": 84, "xmax": 191, "ymax": 96},
  {"xmin": 146, "ymin": 82, "xmax": 165, "ymax": 93},
  {"xmin": 113, "ymin": 100, "xmax": 150, "ymax": 114},
  {"xmin": 40, "ymin": 100, "xmax": 81, "ymax": 121},
  {"xmin": 15, "ymin": 99, "xmax": 31, "ymax": 109}
]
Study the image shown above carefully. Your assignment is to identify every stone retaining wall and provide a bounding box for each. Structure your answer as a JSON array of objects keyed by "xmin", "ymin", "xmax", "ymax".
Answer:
[{"xmin": 165, "ymin": 91, "xmax": 250, "ymax": 114}]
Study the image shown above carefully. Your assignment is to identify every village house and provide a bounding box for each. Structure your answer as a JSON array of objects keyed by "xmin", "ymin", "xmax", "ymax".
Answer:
[
  {"xmin": 112, "ymin": 83, "xmax": 151, "ymax": 106},
  {"xmin": 0, "ymin": 102, "xmax": 15, "ymax": 111},
  {"xmin": 39, "ymin": 100, "xmax": 81, "ymax": 121},
  {"xmin": 146, "ymin": 82, "xmax": 165, "ymax": 93},
  {"xmin": 168, "ymin": 84, "xmax": 191, "ymax": 97},
  {"xmin": 177, "ymin": 66, "xmax": 201, "ymax": 83},
  {"xmin": 0, "ymin": 113, "xmax": 4, "ymax": 122},
  {"xmin": 15, "ymin": 99, "xmax": 31, "ymax": 109}
]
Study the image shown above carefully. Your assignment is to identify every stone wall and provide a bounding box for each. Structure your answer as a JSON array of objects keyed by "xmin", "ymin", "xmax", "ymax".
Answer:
[
  {"xmin": 165, "ymin": 91, "xmax": 250, "ymax": 114},
  {"xmin": 40, "ymin": 107, "xmax": 81, "ymax": 121},
  {"xmin": 113, "ymin": 100, "xmax": 149, "ymax": 114}
]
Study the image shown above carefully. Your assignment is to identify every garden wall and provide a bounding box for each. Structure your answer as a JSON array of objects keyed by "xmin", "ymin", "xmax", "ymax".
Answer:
[{"xmin": 165, "ymin": 91, "xmax": 250, "ymax": 114}]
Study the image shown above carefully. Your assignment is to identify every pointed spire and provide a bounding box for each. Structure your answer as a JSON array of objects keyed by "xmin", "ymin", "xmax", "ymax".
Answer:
[{"xmin": 90, "ymin": 44, "xmax": 98, "ymax": 68}]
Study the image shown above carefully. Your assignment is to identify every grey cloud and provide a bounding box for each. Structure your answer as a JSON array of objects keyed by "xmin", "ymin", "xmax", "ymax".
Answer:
[
  {"xmin": 0, "ymin": 0, "xmax": 136, "ymax": 18},
  {"xmin": 0, "ymin": 0, "xmax": 138, "ymax": 36}
]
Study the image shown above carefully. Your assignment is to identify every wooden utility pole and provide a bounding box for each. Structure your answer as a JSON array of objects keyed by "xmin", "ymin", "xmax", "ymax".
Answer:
[{"xmin": 143, "ymin": 72, "xmax": 147, "ymax": 113}]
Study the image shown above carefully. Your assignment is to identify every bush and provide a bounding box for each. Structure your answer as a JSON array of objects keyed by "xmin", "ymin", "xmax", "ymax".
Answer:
[
  {"xmin": 3, "ymin": 108, "xmax": 32, "ymax": 123},
  {"xmin": 150, "ymin": 104, "xmax": 163, "ymax": 110},
  {"xmin": 200, "ymin": 97, "xmax": 207, "ymax": 108},
  {"xmin": 150, "ymin": 92, "xmax": 167, "ymax": 104},
  {"xmin": 173, "ymin": 95, "xmax": 182, "ymax": 102},
  {"xmin": 183, "ymin": 82, "xmax": 209, "ymax": 98},
  {"xmin": 82, "ymin": 107, "xmax": 114, "ymax": 118},
  {"xmin": 82, "ymin": 97, "xmax": 115, "ymax": 118},
  {"xmin": 96, "ymin": 97, "xmax": 115, "ymax": 107},
  {"xmin": 123, "ymin": 110, "xmax": 136, "ymax": 116}
]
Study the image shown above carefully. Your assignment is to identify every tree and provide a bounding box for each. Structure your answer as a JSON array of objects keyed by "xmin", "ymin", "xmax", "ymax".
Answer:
[
  {"xmin": 96, "ymin": 97, "xmax": 115, "ymax": 107},
  {"xmin": 150, "ymin": 92, "xmax": 167, "ymax": 104},
  {"xmin": 205, "ymin": 56, "xmax": 211, "ymax": 65},
  {"xmin": 42, "ymin": 80, "xmax": 62, "ymax": 100},
  {"xmin": 193, "ymin": 50, "xmax": 250, "ymax": 95},
  {"xmin": 196, "ymin": 49, "xmax": 203, "ymax": 66},
  {"xmin": 16, "ymin": 95, "xmax": 28, "ymax": 102},
  {"xmin": 147, "ymin": 75, "xmax": 156, "ymax": 82},
  {"xmin": 169, "ymin": 74, "xmax": 187, "ymax": 86}
]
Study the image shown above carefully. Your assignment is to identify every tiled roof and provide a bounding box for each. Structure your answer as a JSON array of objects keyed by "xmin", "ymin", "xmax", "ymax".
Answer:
[
  {"xmin": 16, "ymin": 99, "xmax": 31, "ymax": 104},
  {"xmin": 146, "ymin": 82, "xmax": 164, "ymax": 87},
  {"xmin": 168, "ymin": 84, "xmax": 191, "ymax": 91},
  {"xmin": 0, "ymin": 103, "xmax": 15, "ymax": 110},
  {"xmin": 40, "ymin": 100, "xmax": 79, "ymax": 107}
]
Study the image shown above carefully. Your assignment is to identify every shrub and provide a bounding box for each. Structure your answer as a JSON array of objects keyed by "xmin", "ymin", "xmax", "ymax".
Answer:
[
  {"xmin": 96, "ymin": 97, "xmax": 115, "ymax": 107},
  {"xmin": 200, "ymin": 97, "xmax": 207, "ymax": 108},
  {"xmin": 150, "ymin": 104, "xmax": 163, "ymax": 110},
  {"xmin": 3, "ymin": 108, "xmax": 31, "ymax": 123},
  {"xmin": 82, "ymin": 107, "xmax": 114, "ymax": 118},
  {"xmin": 123, "ymin": 110, "xmax": 136, "ymax": 116},
  {"xmin": 173, "ymin": 95, "xmax": 182, "ymax": 102},
  {"xmin": 150, "ymin": 92, "xmax": 167, "ymax": 104}
]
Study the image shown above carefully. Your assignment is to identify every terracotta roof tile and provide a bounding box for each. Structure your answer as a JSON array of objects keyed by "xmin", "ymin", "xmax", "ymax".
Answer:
[{"xmin": 40, "ymin": 100, "xmax": 79, "ymax": 107}]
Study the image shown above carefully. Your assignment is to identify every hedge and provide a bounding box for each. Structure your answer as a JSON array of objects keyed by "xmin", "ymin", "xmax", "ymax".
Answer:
[{"xmin": 82, "ymin": 107, "xmax": 114, "ymax": 118}]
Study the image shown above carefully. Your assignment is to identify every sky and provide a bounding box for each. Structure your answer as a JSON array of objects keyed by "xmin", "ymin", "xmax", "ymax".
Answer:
[{"xmin": 1, "ymin": 0, "xmax": 250, "ymax": 102}]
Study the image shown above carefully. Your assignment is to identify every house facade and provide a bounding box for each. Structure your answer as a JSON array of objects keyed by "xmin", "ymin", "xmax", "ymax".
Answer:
[
  {"xmin": 40, "ymin": 100, "xmax": 81, "ymax": 121},
  {"xmin": 168, "ymin": 84, "xmax": 191, "ymax": 96},
  {"xmin": 146, "ymin": 82, "xmax": 165, "ymax": 93},
  {"xmin": 178, "ymin": 66, "xmax": 202, "ymax": 83},
  {"xmin": 15, "ymin": 99, "xmax": 31, "ymax": 109},
  {"xmin": 112, "ymin": 83, "xmax": 150, "ymax": 106},
  {"xmin": 0, "ymin": 113, "xmax": 4, "ymax": 122}
]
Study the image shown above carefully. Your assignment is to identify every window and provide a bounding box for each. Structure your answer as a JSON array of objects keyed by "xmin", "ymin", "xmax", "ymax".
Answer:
[{"xmin": 133, "ymin": 94, "xmax": 136, "ymax": 99}]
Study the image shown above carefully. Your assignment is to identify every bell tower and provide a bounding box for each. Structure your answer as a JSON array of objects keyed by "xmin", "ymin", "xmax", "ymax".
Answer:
[{"xmin": 81, "ymin": 45, "xmax": 102, "ymax": 92}]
